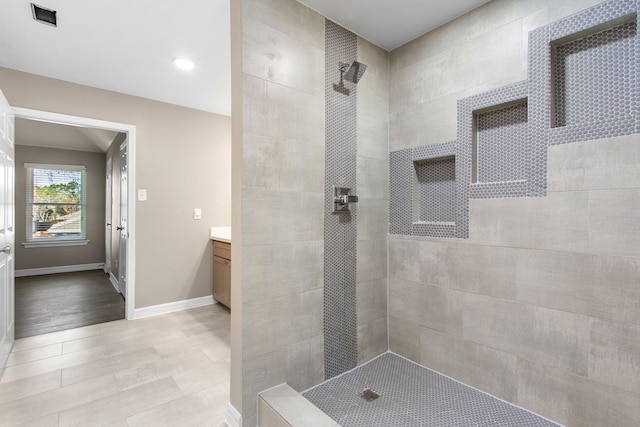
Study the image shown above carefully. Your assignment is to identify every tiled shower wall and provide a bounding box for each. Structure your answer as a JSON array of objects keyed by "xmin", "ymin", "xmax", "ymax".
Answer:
[
  {"xmin": 237, "ymin": 0, "xmax": 388, "ymax": 424},
  {"xmin": 389, "ymin": 1, "xmax": 639, "ymax": 426}
]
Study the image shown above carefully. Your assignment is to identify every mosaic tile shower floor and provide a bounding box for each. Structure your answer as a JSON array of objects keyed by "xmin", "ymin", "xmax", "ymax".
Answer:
[{"xmin": 303, "ymin": 353, "xmax": 561, "ymax": 427}]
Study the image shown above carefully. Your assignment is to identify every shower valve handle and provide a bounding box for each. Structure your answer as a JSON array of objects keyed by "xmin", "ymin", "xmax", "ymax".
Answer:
[{"xmin": 335, "ymin": 194, "xmax": 358, "ymax": 205}]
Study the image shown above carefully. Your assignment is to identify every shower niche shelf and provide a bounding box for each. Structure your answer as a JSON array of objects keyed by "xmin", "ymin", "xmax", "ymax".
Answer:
[
  {"xmin": 459, "ymin": 81, "xmax": 545, "ymax": 199},
  {"xmin": 390, "ymin": 141, "xmax": 468, "ymax": 239},
  {"xmin": 529, "ymin": 1, "xmax": 639, "ymax": 146},
  {"xmin": 551, "ymin": 17, "xmax": 636, "ymax": 129},
  {"xmin": 413, "ymin": 156, "xmax": 456, "ymax": 224}
]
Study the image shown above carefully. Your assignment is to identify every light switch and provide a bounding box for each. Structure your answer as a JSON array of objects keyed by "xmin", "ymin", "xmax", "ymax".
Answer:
[
  {"xmin": 193, "ymin": 208, "xmax": 202, "ymax": 220},
  {"xmin": 138, "ymin": 189, "xmax": 147, "ymax": 201}
]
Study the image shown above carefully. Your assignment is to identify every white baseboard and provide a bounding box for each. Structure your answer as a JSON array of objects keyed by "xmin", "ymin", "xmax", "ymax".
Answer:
[
  {"xmin": 15, "ymin": 263, "xmax": 105, "ymax": 278},
  {"xmin": 108, "ymin": 272, "xmax": 120, "ymax": 293},
  {"xmin": 226, "ymin": 402, "xmax": 242, "ymax": 427},
  {"xmin": 132, "ymin": 295, "xmax": 216, "ymax": 319}
]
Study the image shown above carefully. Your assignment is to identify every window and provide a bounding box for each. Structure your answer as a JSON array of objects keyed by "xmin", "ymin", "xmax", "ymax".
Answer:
[{"xmin": 25, "ymin": 163, "xmax": 88, "ymax": 246}]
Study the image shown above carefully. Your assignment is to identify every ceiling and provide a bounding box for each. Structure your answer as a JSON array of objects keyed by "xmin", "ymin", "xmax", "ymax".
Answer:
[
  {"xmin": 15, "ymin": 118, "xmax": 119, "ymax": 153},
  {"xmin": 298, "ymin": 0, "xmax": 491, "ymax": 51},
  {"xmin": 1, "ymin": 0, "xmax": 490, "ymax": 121}
]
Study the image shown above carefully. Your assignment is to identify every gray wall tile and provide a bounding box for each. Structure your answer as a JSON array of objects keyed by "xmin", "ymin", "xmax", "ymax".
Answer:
[
  {"xmin": 388, "ymin": 316, "xmax": 420, "ymax": 362},
  {"xmin": 589, "ymin": 188, "xmax": 640, "ymax": 257},
  {"xmin": 468, "ymin": 192, "xmax": 590, "ymax": 252},
  {"xmin": 419, "ymin": 328, "xmax": 518, "ymax": 402},
  {"xmin": 243, "ymin": 288, "xmax": 323, "ymax": 359},
  {"xmin": 242, "ymin": 189, "xmax": 324, "ymax": 246},
  {"xmin": 589, "ymin": 318, "xmax": 640, "ymax": 394},
  {"xmin": 463, "ymin": 294, "xmax": 589, "ymax": 375},
  {"xmin": 356, "ymin": 199, "xmax": 389, "ymax": 241},
  {"xmin": 517, "ymin": 358, "xmax": 640, "ymax": 427},
  {"xmin": 357, "ymin": 316, "xmax": 388, "ymax": 366},
  {"xmin": 517, "ymin": 249, "xmax": 640, "ymax": 324},
  {"xmin": 547, "ymin": 134, "xmax": 640, "ymax": 192},
  {"xmin": 242, "ymin": 241, "xmax": 324, "ymax": 303}
]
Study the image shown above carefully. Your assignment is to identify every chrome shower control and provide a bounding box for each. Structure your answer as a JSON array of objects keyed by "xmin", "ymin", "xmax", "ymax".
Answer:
[{"xmin": 333, "ymin": 186, "xmax": 358, "ymax": 213}]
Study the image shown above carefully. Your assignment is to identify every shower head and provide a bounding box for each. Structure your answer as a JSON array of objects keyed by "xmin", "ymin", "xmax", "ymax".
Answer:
[{"xmin": 344, "ymin": 61, "xmax": 367, "ymax": 84}]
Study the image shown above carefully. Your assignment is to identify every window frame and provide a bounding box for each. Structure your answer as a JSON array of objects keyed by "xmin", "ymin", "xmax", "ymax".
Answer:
[{"xmin": 23, "ymin": 163, "xmax": 89, "ymax": 248}]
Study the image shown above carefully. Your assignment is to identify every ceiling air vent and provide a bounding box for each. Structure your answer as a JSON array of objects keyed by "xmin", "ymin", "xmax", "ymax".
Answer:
[{"xmin": 31, "ymin": 3, "xmax": 57, "ymax": 27}]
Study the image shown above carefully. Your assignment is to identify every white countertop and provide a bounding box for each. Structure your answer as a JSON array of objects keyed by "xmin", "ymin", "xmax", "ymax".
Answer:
[{"xmin": 210, "ymin": 226, "xmax": 231, "ymax": 243}]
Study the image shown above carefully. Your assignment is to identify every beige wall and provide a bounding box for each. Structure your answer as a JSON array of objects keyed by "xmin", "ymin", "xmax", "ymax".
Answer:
[
  {"xmin": 388, "ymin": 0, "xmax": 639, "ymax": 426},
  {"xmin": 1, "ymin": 67, "xmax": 232, "ymax": 309},
  {"xmin": 14, "ymin": 145, "xmax": 106, "ymax": 270}
]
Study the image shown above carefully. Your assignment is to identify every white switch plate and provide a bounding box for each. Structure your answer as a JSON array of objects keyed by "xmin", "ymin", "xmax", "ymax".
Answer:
[
  {"xmin": 193, "ymin": 208, "xmax": 202, "ymax": 220},
  {"xmin": 138, "ymin": 189, "xmax": 147, "ymax": 201}
]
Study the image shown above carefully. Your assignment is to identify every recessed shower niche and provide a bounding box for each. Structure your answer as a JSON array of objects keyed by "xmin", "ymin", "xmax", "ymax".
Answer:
[
  {"xmin": 413, "ymin": 156, "xmax": 456, "ymax": 224},
  {"xmin": 529, "ymin": 0, "xmax": 639, "ymax": 146},
  {"xmin": 551, "ymin": 18, "xmax": 636, "ymax": 129},
  {"xmin": 389, "ymin": 141, "xmax": 468, "ymax": 239}
]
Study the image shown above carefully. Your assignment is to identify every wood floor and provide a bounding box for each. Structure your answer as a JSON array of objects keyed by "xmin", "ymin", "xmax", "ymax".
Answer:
[
  {"xmin": 15, "ymin": 270, "xmax": 125, "ymax": 339},
  {"xmin": 0, "ymin": 304, "xmax": 230, "ymax": 426}
]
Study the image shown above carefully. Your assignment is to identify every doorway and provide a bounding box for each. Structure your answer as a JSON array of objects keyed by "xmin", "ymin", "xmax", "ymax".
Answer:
[{"xmin": 13, "ymin": 108, "xmax": 136, "ymax": 321}]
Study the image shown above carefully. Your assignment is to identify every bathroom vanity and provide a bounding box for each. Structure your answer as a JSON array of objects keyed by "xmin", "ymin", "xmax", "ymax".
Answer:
[{"xmin": 210, "ymin": 227, "xmax": 231, "ymax": 309}]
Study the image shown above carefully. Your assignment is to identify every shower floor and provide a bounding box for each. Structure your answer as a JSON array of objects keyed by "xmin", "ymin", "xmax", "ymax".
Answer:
[{"xmin": 303, "ymin": 352, "xmax": 561, "ymax": 427}]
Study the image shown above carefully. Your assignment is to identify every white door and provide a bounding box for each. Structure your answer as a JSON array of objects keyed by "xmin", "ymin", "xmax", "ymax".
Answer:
[
  {"xmin": 118, "ymin": 142, "xmax": 127, "ymax": 298},
  {"xmin": 105, "ymin": 157, "xmax": 113, "ymax": 275},
  {"xmin": 0, "ymin": 90, "xmax": 15, "ymax": 375}
]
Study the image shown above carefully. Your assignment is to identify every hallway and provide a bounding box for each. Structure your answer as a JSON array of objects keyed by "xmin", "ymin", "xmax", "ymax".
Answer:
[{"xmin": 0, "ymin": 304, "xmax": 230, "ymax": 426}]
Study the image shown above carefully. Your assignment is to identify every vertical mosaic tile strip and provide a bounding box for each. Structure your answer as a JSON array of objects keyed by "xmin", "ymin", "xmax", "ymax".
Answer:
[
  {"xmin": 529, "ymin": 0, "xmax": 639, "ymax": 146},
  {"xmin": 303, "ymin": 353, "xmax": 561, "ymax": 427},
  {"xmin": 324, "ymin": 20, "xmax": 358, "ymax": 379}
]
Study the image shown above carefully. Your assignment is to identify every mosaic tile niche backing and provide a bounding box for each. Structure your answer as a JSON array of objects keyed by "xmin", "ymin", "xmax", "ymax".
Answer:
[
  {"xmin": 390, "ymin": 0, "xmax": 639, "ymax": 238},
  {"xmin": 324, "ymin": 20, "xmax": 358, "ymax": 379},
  {"xmin": 529, "ymin": 0, "xmax": 639, "ymax": 146}
]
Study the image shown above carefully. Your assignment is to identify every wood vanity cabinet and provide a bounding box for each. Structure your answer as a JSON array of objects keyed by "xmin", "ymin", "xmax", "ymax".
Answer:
[{"xmin": 212, "ymin": 240, "xmax": 231, "ymax": 309}]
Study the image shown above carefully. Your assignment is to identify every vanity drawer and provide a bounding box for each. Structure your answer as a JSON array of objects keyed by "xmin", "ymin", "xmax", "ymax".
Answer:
[{"xmin": 213, "ymin": 241, "xmax": 231, "ymax": 260}]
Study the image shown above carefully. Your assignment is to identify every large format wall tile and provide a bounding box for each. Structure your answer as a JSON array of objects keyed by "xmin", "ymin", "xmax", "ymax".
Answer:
[
  {"xmin": 242, "ymin": 0, "xmax": 324, "ymax": 95},
  {"xmin": 589, "ymin": 318, "xmax": 640, "ymax": 395},
  {"xmin": 243, "ymin": 288, "xmax": 323, "ymax": 359},
  {"xmin": 468, "ymin": 191, "xmax": 590, "ymax": 252},
  {"xmin": 242, "ymin": 241, "xmax": 324, "ymax": 303},
  {"xmin": 242, "ymin": 190, "xmax": 324, "ymax": 246},
  {"xmin": 463, "ymin": 294, "xmax": 589, "ymax": 376},
  {"xmin": 419, "ymin": 328, "xmax": 518, "ymax": 402},
  {"xmin": 547, "ymin": 134, "xmax": 640, "ymax": 192},
  {"xmin": 517, "ymin": 249, "xmax": 640, "ymax": 324},
  {"xmin": 517, "ymin": 358, "xmax": 640, "ymax": 427},
  {"xmin": 588, "ymin": 188, "xmax": 640, "ymax": 257}
]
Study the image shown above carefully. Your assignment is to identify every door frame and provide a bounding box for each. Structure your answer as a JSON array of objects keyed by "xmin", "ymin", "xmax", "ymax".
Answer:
[{"xmin": 13, "ymin": 107, "xmax": 136, "ymax": 319}]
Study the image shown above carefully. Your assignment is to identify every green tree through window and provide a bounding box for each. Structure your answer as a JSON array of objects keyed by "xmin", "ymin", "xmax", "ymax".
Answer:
[{"xmin": 26, "ymin": 165, "xmax": 87, "ymax": 242}]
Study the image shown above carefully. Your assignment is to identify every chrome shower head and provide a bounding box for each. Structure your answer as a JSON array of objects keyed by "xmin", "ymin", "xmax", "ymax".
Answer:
[{"xmin": 344, "ymin": 61, "xmax": 367, "ymax": 84}]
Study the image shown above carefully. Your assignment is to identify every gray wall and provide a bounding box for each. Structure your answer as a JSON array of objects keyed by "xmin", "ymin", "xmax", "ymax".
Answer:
[
  {"xmin": 388, "ymin": 0, "xmax": 639, "ymax": 426},
  {"xmin": 1, "ymin": 67, "xmax": 232, "ymax": 309},
  {"xmin": 14, "ymin": 145, "xmax": 106, "ymax": 270},
  {"xmin": 232, "ymin": 0, "xmax": 389, "ymax": 424}
]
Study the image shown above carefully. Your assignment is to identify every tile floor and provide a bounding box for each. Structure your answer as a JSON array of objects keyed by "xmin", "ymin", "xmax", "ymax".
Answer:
[{"xmin": 0, "ymin": 304, "xmax": 230, "ymax": 426}]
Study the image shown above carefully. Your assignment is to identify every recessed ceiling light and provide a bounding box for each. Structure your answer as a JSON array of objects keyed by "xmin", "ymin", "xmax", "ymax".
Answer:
[
  {"xmin": 31, "ymin": 3, "xmax": 57, "ymax": 27},
  {"xmin": 173, "ymin": 58, "xmax": 195, "ymax": 70}
]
